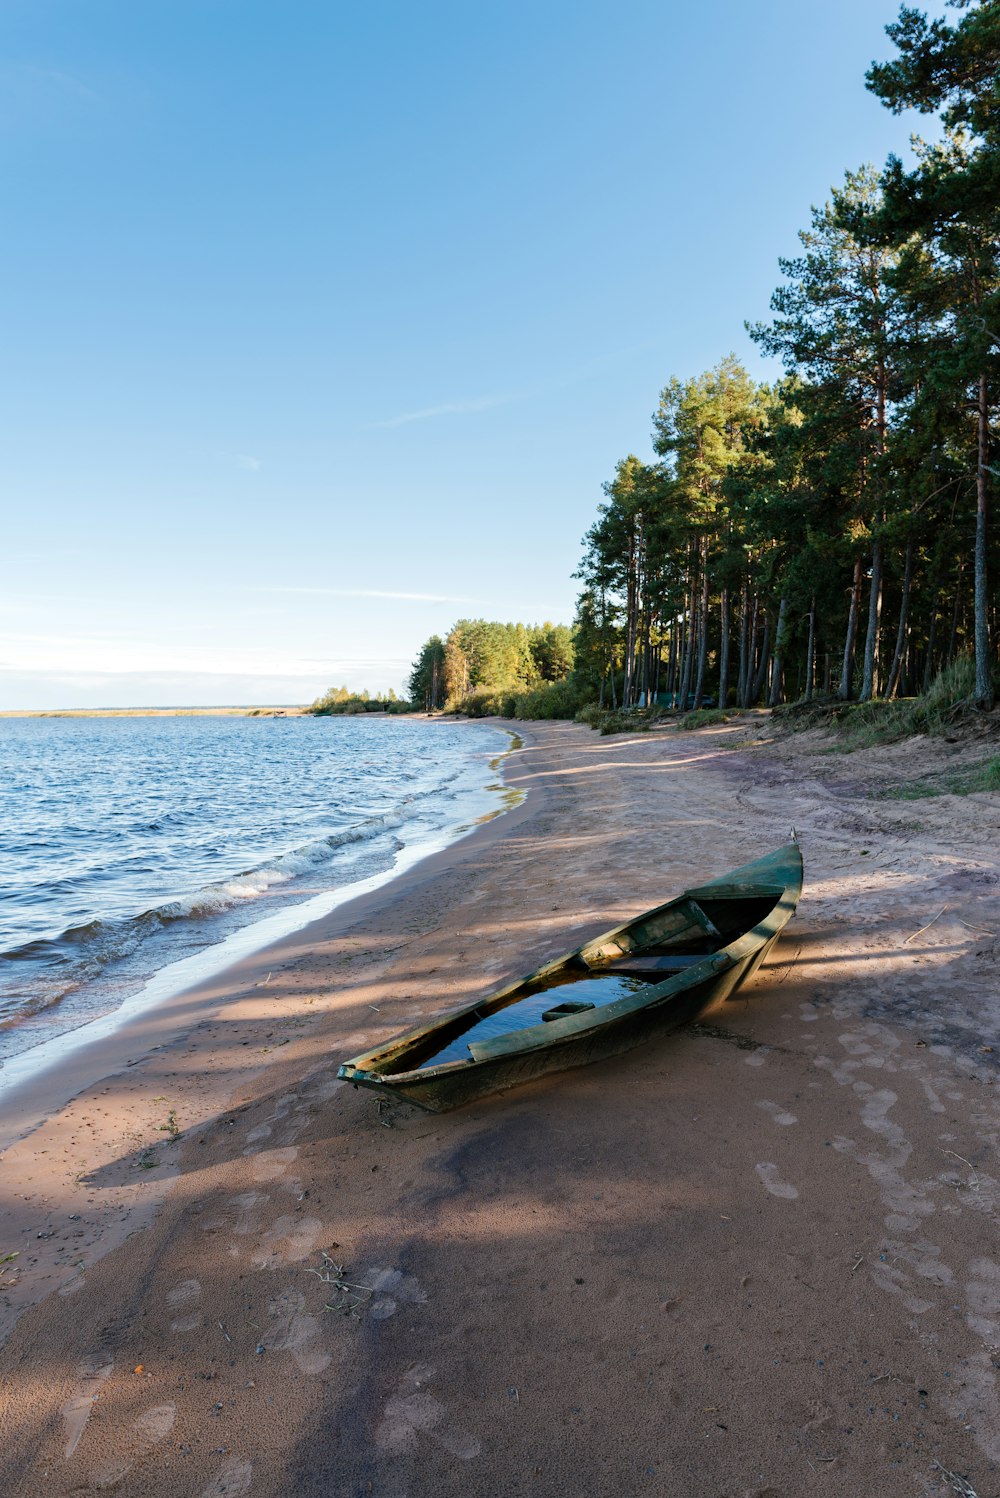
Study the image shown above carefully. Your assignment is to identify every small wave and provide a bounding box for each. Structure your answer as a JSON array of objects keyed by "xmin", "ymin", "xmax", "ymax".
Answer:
[
  {"xmin": 0, "ymin": 718, "xmax": 511, "ymax": 1058},
  {"xmin": 155, "ymin": 813, "xmax": 408, "ymax": 919},
  {"xmin": 0, "ymin": 811, "xmax": 408, "ymax": 1028}
]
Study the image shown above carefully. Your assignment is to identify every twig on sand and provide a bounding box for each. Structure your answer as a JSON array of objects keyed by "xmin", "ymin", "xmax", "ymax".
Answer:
[
  {"xmin": 850, "ymin": 1256, "xmax": 864, "ymax": 1273},
  {"xmin": 941, "ymin": 1148, "xmax": 979, "ymax": 1190},
  {"xmin": 904, "ymin": 906, "xmax": 948, "ymax": 945},
  {"xmin": 931, "ymin": 1461, "xmax": 980, "ymax": 1497},
  {"xmin": 218, "ymin": 1321, "xmax": 231, "ymax": 1343},
  {"xmin": 304, "ymin": 1252, "xmax": 375, "ymax": 1315},
  {"xmin": 959, "ymin": 919, "xmax": 995, "ymax": 936}
]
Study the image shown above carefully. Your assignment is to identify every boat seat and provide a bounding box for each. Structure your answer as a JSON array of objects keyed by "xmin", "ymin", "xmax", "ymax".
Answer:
[
  {"xmin": 541, "ymin": 1000, "xmax": 596, "ymax": 1022},
  {"xmin": 604, "ymin": 953, "xmax": 709, "ymax": 977},
  {"xmin": 686, "ymin": 900, "xmax": 721, "ymax": 938}
]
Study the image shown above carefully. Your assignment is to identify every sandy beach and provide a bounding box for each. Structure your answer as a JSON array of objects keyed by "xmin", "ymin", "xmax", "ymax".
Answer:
[{"xmin": 1, "ymin": 717, "xmax": 999, "ymax": 1498}]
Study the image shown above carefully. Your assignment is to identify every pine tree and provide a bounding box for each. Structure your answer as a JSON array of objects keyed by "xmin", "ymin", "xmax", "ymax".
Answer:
[{"xmin": 864, "ymin": 1, "xmax": 1000, "ymax": 705}]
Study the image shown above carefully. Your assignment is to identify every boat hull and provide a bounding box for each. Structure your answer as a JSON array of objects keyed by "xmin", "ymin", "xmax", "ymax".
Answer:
[{"xmin": 338, "ymin": 842, "xmax": 802, "ymax": 1112}]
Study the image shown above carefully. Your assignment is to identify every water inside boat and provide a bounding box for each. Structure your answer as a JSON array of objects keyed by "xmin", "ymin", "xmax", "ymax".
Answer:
[
  {"xmin": 409, "ymin": 890, "xmax": 784, "ymax": 1072},
  {"xmin": 416, "ymin": 972, "xmax": 652, "ymax": 1068}
]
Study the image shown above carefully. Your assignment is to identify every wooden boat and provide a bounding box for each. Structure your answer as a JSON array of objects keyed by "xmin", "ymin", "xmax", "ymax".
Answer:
[{"xmin": 337, "ymin": 841, "xmax": 802, "ymax": 1112}]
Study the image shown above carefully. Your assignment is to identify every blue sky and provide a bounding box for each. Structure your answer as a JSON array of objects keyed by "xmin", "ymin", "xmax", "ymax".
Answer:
[{"xmin": 2, "ymin": 0, "xmax": 950, "ymax": 708}]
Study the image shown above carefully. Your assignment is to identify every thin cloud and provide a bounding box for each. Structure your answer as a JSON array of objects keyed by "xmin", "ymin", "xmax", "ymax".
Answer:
[
  {"xmin": 0, "ymin": 629, "xmax": 394, "ymax": 678},
  {"xmin": 370, "ymin": 345, "xmax": 653, "ymax": 431},
  {"xmin": 238, "ymin": 454, "xmax": 262, "ymax": 471},
  {"xmin": 20, "ymin": 65, "xmax": 99, "ymax": 102},
  {"xmin": 260, "ymin": 586, "xmax": 473, "ymax": 604},
  {"xmin": 371, "ymin": 394, "xmax": 513, "ymax": 429}
]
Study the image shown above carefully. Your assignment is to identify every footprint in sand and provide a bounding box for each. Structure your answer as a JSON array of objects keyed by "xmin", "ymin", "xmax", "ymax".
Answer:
[
  {"xmin": 62, "ymin": 1358, "xmax": 114, "ymax": 1458},
  {"xmin": 90, "ymin": 1404, "xmax": 177, "ymax": 1487},
  {"xmin": 166, "ymin": 1278, "xmax": 202, "ymax": 1332},
  {"xmin": 263, "ymin": 1289, "xmax": 331, "ymax": 1374},
  {"xmin": 376, "ymin": 1364, "xmax": 481, "ymax": 1460},
  {"xmin": 755, "ymin": 1163, "xmax": 799, "ymax": 1200},
  {"xmin": 301, "ymin": 1069, "xmax": 341, "ymax": 1107},
  {"xmin": 170, "ymin": 1312, "xmax": 202, "ymax": 1332},
  {"xmin": 756, "ymin": 1100, "xmax": 798, "ymax": 1126},
  {"xmin": 243, "ymin": 1088, "xmax": 326, "ymax": 1156},
  {"xmin": 251, "ymin": 1215, "xmax": 325, "ymax": 1268},
  {"xmin": 250, "ymin": 1147, "xmax": 298, "ymax": 1182},
  {"xmin": 229, "ymin": 1191, "xmax": 270, "ymax": 1236},
  {"xmin": 202, "ymin": 1458, "xmax": 253, "ymax": 1497},
  {"xmin": 166, "ymin": 1279, "xmax": 201, "ymax": 1306},
  {"xmin": 966, "ymin": 1258, "xmax": 1000, "ymax": 1344},
  {"xmin": 362, "ymin": 1267, "xmax": 428, "ymax": 1321}
]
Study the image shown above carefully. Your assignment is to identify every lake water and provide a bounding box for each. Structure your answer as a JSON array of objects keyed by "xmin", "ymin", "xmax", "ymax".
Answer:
[{"xmin": 0, "ymin": 715, "xmax": 513, "ymax": 1074}]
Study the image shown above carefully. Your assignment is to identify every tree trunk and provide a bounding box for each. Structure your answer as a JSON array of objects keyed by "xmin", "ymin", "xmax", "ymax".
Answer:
[
  {"xmin": 623, "ymin": 528, "xmax": 637, "ymax": 707},
  {"xmin": 904, "ymin": 633, "xmax": 916, "ymax": 697},
  {"xmin": 693, "ymin": 544, "xmax": 709, "ymax": 708},
  {"xmin": 974, "ymin": 370, "xmax": 993, "ymax": 707},
  {"xmin": 740, "ymin": 590, "xmax": 758, "ymax": 708},
  {"xmin": 768, "ymin": 596, "xmax": 789, "ymax": 708},
  {"xmin": 640, "ymin": 607, "xmax": 652, "ymax": 708},
  {"xmin": 804, "ymin": 599, "xmax": 816, "ymax": 703},
  {"xmin": 884, "ymin": 538, "xmax": 914, "ymax": 699},
  {"xmin": 718, "ymin": 586, "xmax": 730, "ymax": 710},
  {"xmin": 838, "ymin": 556, "xmax": 863, "ymax": 700},
  {"xmin": 923, "ymin": 592, "xmax": 938, "ymax": 693},
  {"xmin": 751, "ymin": 614, "xmax": 771, "ymax": 704},
  {"xmin": 947, "ymin": 557, "xmax": 963, "ymax": 664},
  {"xmin": 737, "ymin": 579, "xmax": 750, "ymax": 706},
  {"xmin": 860, "ymin": 538, "xmax": 883, "ymax": 701},
  {"xmin": 680, "ymin": 608, "xmax": 695, "ymax": 708}
]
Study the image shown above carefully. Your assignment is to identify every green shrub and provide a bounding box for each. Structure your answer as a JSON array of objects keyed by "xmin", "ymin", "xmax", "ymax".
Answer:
[
  {"xmin": 773, "ymin": 656, "xmax": 989, "ymax": 750},
  {"xmin": 678, "ymin": 708, "xmax": 734, "ymax": 730},
  {"xmin": 963, "ymin": 756, "xmax": 1000, "ymax": 793},
  {"xmin": 834, "ymin": 655, "xmax": 979, "ymax": 748},
  {"xmin": 511, "ymin": 680, "xmax": 586, "ymax": 719},
  {"xmin": 308, "ymin": 687, "xmax": 413, "ymax": 716},
  {"xmin": 451, "ymin": 678, "xmax": 587, "ymax": 720},
  {"xmin": 452, "ymin": 688, "xmax": 518, "ymax": 717},
  {"xmin": 576, "ymin": 705, "xmax": 668, "ymax": 736},
  {"xmin": 922, "ymin": 653, "xmax": 976, "ymax": 712}
]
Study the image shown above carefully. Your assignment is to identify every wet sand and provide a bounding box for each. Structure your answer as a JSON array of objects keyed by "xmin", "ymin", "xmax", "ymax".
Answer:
[{"xmin": 1, "ymin": 718, "xmax": 999, "ymax": 1498}]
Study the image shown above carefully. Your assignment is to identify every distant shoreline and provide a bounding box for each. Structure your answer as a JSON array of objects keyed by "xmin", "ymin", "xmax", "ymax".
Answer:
[{"xmin": 0, "ymin": 705, "xmax": 308, "ymax": 718}]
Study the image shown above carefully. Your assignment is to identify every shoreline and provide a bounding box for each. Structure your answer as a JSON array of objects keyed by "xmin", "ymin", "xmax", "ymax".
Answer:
[
  {"xmin": 2, "ymin": 719, "xmax": 999, "ymax": 1496},
  {"xmin": 0, "ymin": 720, "xmax": 531, "ymax": 1149},
  {"xmin": 0, "ymin": 715, "xmax": 518, "ymax": 1114}
]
